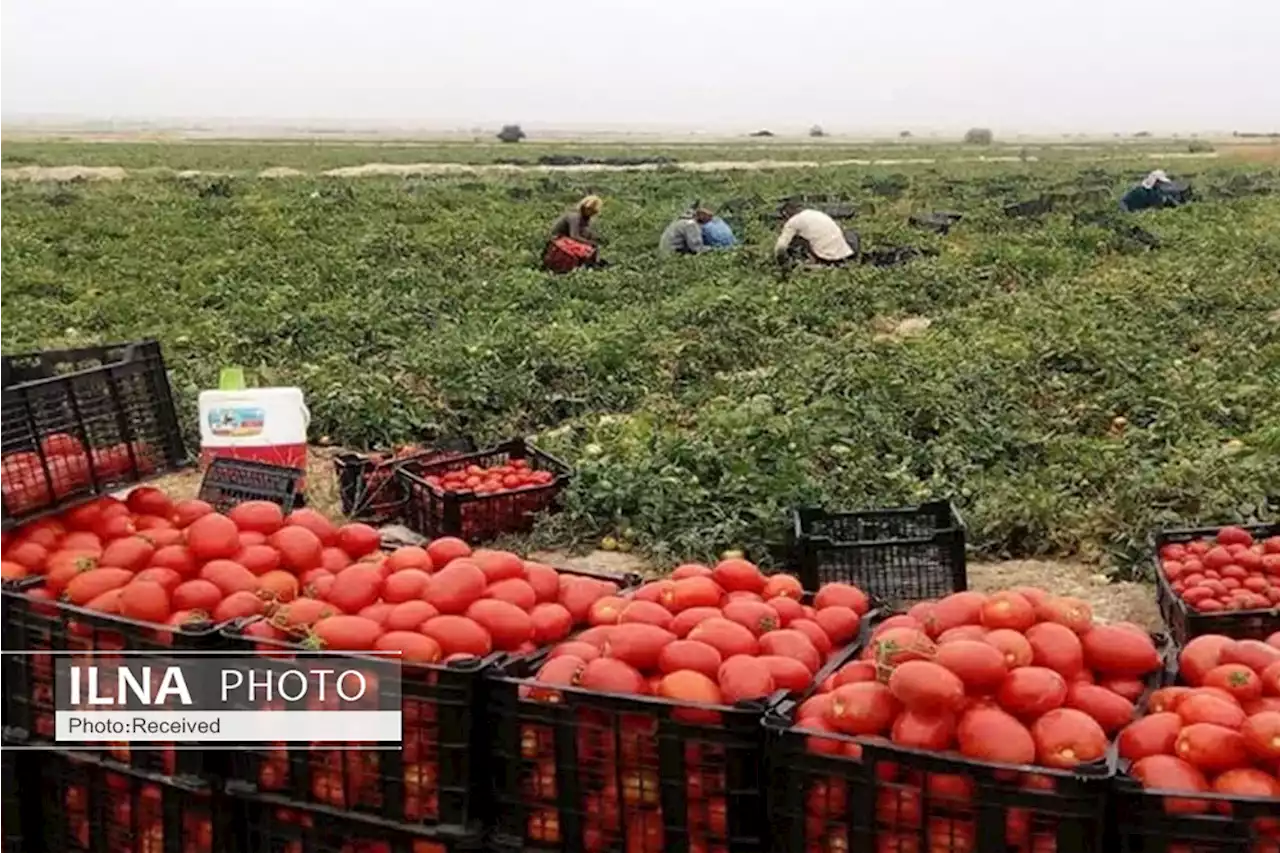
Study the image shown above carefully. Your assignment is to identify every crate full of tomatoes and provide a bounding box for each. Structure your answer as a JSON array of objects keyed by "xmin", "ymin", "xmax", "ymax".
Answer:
[
  {"xmin": 334, "ymin": 439, "xmax": 478, "ymax": 525},
  {"xmin": 36, "ymin": 749, "xmax": 234, "ymax": 853},
  {"xmin": 486, "ymin": 559, "xmax": 874, "ymax": 853},
  {"xmin": 2, "ymin": 340, "xmax": 187, "ymax": 529},
  {"xmin": 1112, "ymin": 633, "xmax": 1280, "ymax": 853},
  {"xmin": 223, "ymin": 538, "xmax": 639, "ymax": 834},
  {"xmin": 1154, "ymin": 523, "xmax": 1280, "ymax": 645},
  {"xmin": 765, "ymin": 587, "xmax": 1168, "ymax": 853},
  {"xmin": 1, "ymin": 489, "xmax": 399, "ymax": 779},
  {"xmin": 396, "ymin": 439, "xmax": 571, "ymax": 543}
]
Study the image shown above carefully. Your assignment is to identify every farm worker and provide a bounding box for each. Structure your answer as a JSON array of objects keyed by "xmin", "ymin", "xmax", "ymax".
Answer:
[
  {"xmin": 658, "ymin": 206, "xmax": 714, "ymax": 255},
  {"xmin": 700, "ymin": 216, "xmax": 738, "ymax": 248},
  {"xmin": 1119, "ymin": 169, "xmax": 1176, "ymax": 212},
  {"xmin": 544, "ymin": 196, "xmax": 605, "ymax": 273},
  {"xmin": 774, "ymin": 200, "xmax": 856, "ymax": 266}
]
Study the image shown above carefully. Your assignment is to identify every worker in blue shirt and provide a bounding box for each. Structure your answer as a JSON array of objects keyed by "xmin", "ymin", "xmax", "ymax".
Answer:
[{"xmin": 700, "ymin": 216, "xmax": 737, "ymax": 248}]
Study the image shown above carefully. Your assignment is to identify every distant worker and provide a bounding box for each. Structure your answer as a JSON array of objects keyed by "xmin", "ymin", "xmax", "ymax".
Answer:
[
  {"xmin": 658, "ymin": 206, "xmax": 714, "ymax": 255},
  {"xmin": 544, "ymin": 195, "xmax": 605, "ymax": 273},
  {"xmin": 700, "ymin": 215, "xmax": 738, "ymax": 248},
  {"xmin": 774, "ymin": 200, "xmax": 857, "ymax": 267},
  {"xmin": 1119, "ymin": 169, "xmax": 1184, "ymax": 213}
]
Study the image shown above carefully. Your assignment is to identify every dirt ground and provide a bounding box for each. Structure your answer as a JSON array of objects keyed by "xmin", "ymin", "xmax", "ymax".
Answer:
[
  {"xmin": 156, "ymin": 447, "xmax": 1161, "ymax": 630},
  {"xmin": 0, "ymin": 151, "xmax": 1221, "ymax": 183}
]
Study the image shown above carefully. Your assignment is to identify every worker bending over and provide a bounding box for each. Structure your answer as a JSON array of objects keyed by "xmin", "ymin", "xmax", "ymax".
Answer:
[{"xmin": 774, "ymin": 200, "xmax": 856, "ymax": 267}]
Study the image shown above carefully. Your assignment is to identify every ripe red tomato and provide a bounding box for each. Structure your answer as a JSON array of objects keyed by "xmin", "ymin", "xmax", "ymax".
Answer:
[
  {"xmin": 1129, "ymin": 755, "xmax": 1210, "ymax": 814},
  {"xmin": 889, "ymin": 660, "xmax": 966, "ymax": 714},
  {"xmin": 1241, "ymin": 711, "xmax": 1280, "ymax": 761},
  {"xmin": 825, "ymin": 682, "xmax": 897, "ymax": 735},
  {"xmin": 199, "ymin": 560, "xmax": 259, "ymax": 596},
  {"xmin": 374, "ymin": 631, "xmax": 442, "ymax": 664},
  {"xmin": 424, "ymin": 559, "xmax": 487, "ymax": 614},
  {"xmin": 465, "ymin": 599, "xmax": 533, "ymax": 651},
  {"xmin": 1203, "ymin": 663, "xmax": 1264, "ymax": 703},
  {"xmin": 312, "ymin": 615, "xmax": 385, "ymax": 651},
  {"xmin": 1174, "ymin": 723, "xmax": 1250, "ymax": 773},
  {"xmin": 711, "ymin": 559, "xmax": 766, "ymax": 594},
  {"xmin": 172, "ymin": 580, "xmax": 223, "ymax": 612},
  {"xmin": 956, "ymin": 707, "xmax": 1035, "ymax": 765},
  {"xmin": 213, "ymin": 590, "xmax": 266, "ymax": 622},
  {"xmin": 934, "ymin": 640, "xmax": 1007, "ymax": 694},
  {"xmin": 326, "ymin": 565, "xmax": 384, "ymax": 614},
  {"xmin": 1065, "ymin": 682, "xmax": 1134, "ymax": 734},
  {"xmin": 529, "ymin": 603, "xmax": 573, "ymax": 644},
  {"xmin": 425, "ymin": 537, "xmax": 470, "ymax": 568},
  {"xmin": 419, "ymin": 615, "xmax": 491, "ymax": 658},
  {"xmin": 891, "ymin": 709, "xmax": 956, "ymax": 751},
  {"xmin": 225, "ymin": 500, "xmax": 284, "ymax": 535},
  {"xmin": 171, "ymin": 499, "xmax": 215, "ymax": 529},
  {"xmin": 1031, "ymin": 708, "xmax": 1106, "ymax": 768},
  {"xmin": 1024, "ymin": 622, "xmax": 1085, "ymax": 679},
  {"xmin": 1117, "ymin": 712, "xmax": 1182, "ymax": 762},
  {"xmin": 186, "ymin": 514, "xmax": 240, "ymax": 562},
  {"xmin": 284, "ymin": 509, "xmax": 338, "ymax": 545},
  {"xmin": 149, "ymin": 545, "xmax": 197, "ymax": 578},
  {"xmin": 118, "ymin": 580, "xmax": 171, "ymax": 624},
  {"xmin": 814, "ymin": 582, "xmax": 870, "ymax": 615},
  {"xmin": 604, "ymin": 623, "xmax": 677, "ymax": 671},
  {"xmin": 980, "ymin": 591, "xmax": 1036, "ymax": 631},
  {"xmin": 267, "ymin": 526, "xmax": 323, "ymax": 574},
  {"xmin": 336, "ymin": 523, "xmax": 381, "ymax": 558},
  {"xmin": 997, "ymin": 667, "xmax": 1068, "ymax": 718}
]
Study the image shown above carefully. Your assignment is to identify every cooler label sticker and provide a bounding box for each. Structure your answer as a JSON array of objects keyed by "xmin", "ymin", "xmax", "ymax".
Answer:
[{"xmin": 208, "ymin": 407, "xmax": 266, "ymax": 438}]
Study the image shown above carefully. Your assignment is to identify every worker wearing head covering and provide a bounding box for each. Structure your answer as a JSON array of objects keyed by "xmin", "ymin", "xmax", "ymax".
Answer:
[
  {"xmin": 774, "ymin": 199, "xmax": 856, "ymax": 266},
  {"xmin": 1120, "ymin": 170, "xmax": 1182, "ymax": 213},
  {"xmin": 544, "ymin": 196, "xmax": 606, "ymax": 272},
  {"xmin": 659, "ymin": 206, "xmax": 714, "ymax": 255},
  {"xmin": 550, "ymin": 195, "xmax": 603, "ymax": 245}
]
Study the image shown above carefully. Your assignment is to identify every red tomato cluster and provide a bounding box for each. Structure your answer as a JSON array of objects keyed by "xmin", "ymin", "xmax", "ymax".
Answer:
[
  {"xmin": 422, "ymin": 459, "xmax": 555, "ymax": 496},
  {"xmin": 518, "ymin": 561, "xmax": 870, "ymax": 853},
  {"xmin": 1, "ymin": 432, "xmax": 159, "ymax": 516},
  {"xmin": 1118, "ymin": 633, "xmax": 1280, "ymax": 837},
  {"xmin": 1160, "ymin": 526, "xmax": 1280, "ymax": 614},
  {"xmin": 795, "ymin": 587, "xmax": 1164, "ymax": 853},
  {"xmin": 235, "ymin": 532, "xmax": 619, "ymax": 819},
  {"xmin": 58, "ymin": 756, "xmax": 216, "ymax": 853}
]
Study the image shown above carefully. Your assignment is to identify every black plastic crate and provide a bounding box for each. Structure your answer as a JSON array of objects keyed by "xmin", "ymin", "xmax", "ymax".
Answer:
[
  {"xmin": 765, "ymin": 707, "xmax": 1113, "ymax": 853},
  {"xmin": 198, "ymin": 456, "xmax": 306, "ymax": 514},
  {"xmin": 221, "ymin": 621, "xmax": 494, "ymax": 834},
  {"xmin": 1112, "ymin": 646, "xmax": 1278, "ymax": 853},
  {"xmin": 1, "ymin": 744, "xmax": 39, "ymax": 853},
  {"xmin": 1152, "ymin": 522, "xmax": 1280, "ymax": 645},
  {"xmin": 485, "ymin": 618, "xmax": 870, "ymax": 853},
  {"xmin": 788, "ymin": 500, "xmax": 967, "ymax": 605},
  {"xmin": 37, "ymin": 749, "xmax": 234, "ymax": 853},
  {"xmin": 335, "ymin": 439, "xmax": 478, "ymax": 525},
  {"xmin": 220, "ymin": 564, "xmax": 638, "ymax": 834},
  {"xmin": 397, "ymin": 439, "xmax": 572, "ymax": 543},
  {"xmin": 238, "ymin": 791, "xmax": 485, "ymax": 853},
  {"xmin": 1, "ymin": 339, "xmax": 188, "ymax": 529},
  {"xmin": 0, "ymin": 582, "xmax": 230, "ymax": 780}
]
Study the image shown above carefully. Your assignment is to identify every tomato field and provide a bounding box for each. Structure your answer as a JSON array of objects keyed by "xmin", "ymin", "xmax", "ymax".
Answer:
[{"xmin": 2, "ymin": 140, "xmax": 1278, "ymax": 573}]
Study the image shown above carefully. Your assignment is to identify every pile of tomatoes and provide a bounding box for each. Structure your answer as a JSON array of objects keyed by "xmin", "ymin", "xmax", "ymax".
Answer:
[
  {"xmin": 2, "ymin": 485, "xmax": 626, "ymax": 830},
  {"xmin": 516, "ymin": 561, "xmax": 870, "ymax": 853},
  {"xmin": 1, "ymin": 431, "xmax": 160, "ymax": 517},
  {"xmin": 1117, "ymin": 633, "xmax": 1280, "ymax": 837},
  {"xmin": 421, "ymin": 459, "xmax": 556, "ymax": 497},
  {"xmin": 792, "ymin": 586, "xmax": 1164, "ymax": 853},
  {"xmin": 1159, "ymin": 526, "xmax": 1280, "ymax": 614}
]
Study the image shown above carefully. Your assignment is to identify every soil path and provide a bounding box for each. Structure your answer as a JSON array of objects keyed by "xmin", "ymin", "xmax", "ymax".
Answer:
[{"xmin": 1, "ymin": 152, "xmax": 1220, "ymax": 182}]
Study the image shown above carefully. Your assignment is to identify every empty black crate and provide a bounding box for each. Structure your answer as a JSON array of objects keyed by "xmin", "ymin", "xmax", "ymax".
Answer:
[
  {"xmin": 765, "ymin": 708, "xmax": 1112, "ymax": 853},
  {"xmin": 335, "ymin": 439, "xmax": 477, "ymax": 525},
  {"xmin": 486, "ymin": 630, "xmax": 868, "ymax": 853},
  {"xmin": 198, "ymin": 457, "xmax": 306, "ymax": 514},
  {"xmin": 36, "ymin": 749, "xmax": 233, "ymax": 853},
  {"xmin": 220, "ymin": 624, "xmax": 496, "ymax": 833},
  {"xmin": 0, "ymin": 583, "xmax": 229, "ymax": 781},
  {"xmin": 238, "ymin": 791, "xmax": 484, "ymax": 853},
  {"xmin": 397, "ymin": 439, "xmax": 571, "ymax": 542},
  {"xmin": 1152, "ymin": 522, "xmax": 1280, "ymax": 645},
  {"xmin": 2, "ymin": 339, "xmax": 187, "ymax": 529},
  {"xmin": 788, "ymin": 500, "xmax": 966, "ymax": 604}
]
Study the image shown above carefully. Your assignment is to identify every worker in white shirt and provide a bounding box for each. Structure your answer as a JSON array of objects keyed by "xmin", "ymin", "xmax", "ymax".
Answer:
[{"xmin": 774, "ymin": 200, "xmax": 857, "ymax": 267}]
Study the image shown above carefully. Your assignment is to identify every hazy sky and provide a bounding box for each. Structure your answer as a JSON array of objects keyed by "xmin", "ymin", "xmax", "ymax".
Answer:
[{"xmin": 4, "ymin": 0, "xmax": 1279, "ymax": 134}]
